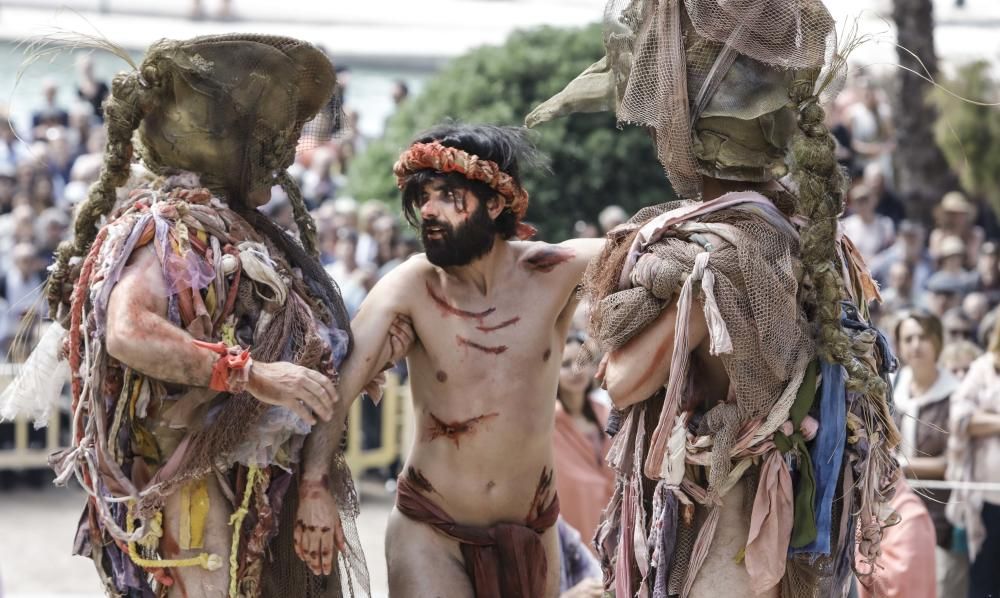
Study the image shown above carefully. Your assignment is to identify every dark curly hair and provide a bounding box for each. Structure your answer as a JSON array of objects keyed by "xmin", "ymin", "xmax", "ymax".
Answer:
[{"xmin": 399, "ymin": 123, "xmax": 545, "ymax": 240}]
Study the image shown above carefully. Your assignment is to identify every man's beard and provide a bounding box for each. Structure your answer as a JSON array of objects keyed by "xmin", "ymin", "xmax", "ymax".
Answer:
[{"xmin": 421, "ymin": 202, "xmax": 496, "ymax": 267}]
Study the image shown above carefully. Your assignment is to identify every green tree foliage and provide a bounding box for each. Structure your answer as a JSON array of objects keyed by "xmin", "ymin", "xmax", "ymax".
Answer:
[
  {"xmin": 346, "ymin": 24, "xmax": 672, "ymax": 241},
  {"xmin": 932, "ymin": 61, "xmax": 1000, "ymax": 215}
]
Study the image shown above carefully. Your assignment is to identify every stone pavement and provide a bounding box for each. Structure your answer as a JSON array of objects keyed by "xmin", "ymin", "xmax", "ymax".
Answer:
[{"xmin": 0, "ymin": 481, "xmax": 395, "ymax": 597}]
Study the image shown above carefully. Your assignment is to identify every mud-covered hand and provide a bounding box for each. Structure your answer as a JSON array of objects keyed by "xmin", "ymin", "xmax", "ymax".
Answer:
[
  {"xmin": 294, "ymin": 476, "xmax": 346, "ymax": 576},
  {"xmin": 247, "ymin": 360, "xmax": 337, "ymax": 425}
]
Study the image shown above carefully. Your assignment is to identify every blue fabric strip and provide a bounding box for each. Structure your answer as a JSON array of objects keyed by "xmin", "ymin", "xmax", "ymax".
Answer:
[{"xmin": 792, "ymin": 360, "xmax": 847, "ymax": 555}]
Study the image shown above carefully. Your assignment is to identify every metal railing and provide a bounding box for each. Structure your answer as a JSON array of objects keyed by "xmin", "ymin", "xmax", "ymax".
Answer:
[{"xmin": 0, "ymin": 364, "xmax": 411, "ymax": 474}]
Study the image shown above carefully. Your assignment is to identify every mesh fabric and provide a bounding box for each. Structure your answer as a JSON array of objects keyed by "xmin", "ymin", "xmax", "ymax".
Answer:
[{"xmin": 543, "ymin": 0, "xmax": 837, "ymax": 197}]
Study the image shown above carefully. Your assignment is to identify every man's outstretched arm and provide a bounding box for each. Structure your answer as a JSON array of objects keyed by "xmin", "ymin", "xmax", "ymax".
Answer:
[{"xmin": 295, "ymin": 261, "xmax": 416, "ymax": 575}]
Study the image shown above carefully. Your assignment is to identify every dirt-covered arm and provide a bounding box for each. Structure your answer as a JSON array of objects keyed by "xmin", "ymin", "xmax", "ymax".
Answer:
[
  {"xmin": 106, "ymin": 245, "xmax": 336, "ymax": 424},
  {"xmin": 296, "ymin": 261, "xmax": 417, "ymax": 576}
]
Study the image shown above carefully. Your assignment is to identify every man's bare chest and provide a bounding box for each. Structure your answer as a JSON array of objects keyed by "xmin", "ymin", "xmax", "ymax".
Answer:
[{"xmin": 409, "ymin": 279, "xmax": 567, "ymax": 375}]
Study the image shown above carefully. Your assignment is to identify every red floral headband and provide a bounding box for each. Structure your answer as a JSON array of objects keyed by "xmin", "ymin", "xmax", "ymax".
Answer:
[{"xmin": 393, "ymin": 141, "xmax": 535, "ymax": 239}]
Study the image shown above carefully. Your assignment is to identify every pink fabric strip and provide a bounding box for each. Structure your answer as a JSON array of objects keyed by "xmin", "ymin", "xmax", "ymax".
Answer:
[
  {"xmin": 745, "ymin": 450, "xmax": 793, "ymax": 595},
  {"xmin": 642, "ymin": 254, "xmax": 701, "ymax": 480}
]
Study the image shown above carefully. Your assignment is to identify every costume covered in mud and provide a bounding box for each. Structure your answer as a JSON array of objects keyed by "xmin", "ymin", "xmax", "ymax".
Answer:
[
  {"xmin": 11, "ymin": 35, "xmax": 368, "ymax": 597},
  {"xmin": 528, "ymin": 1, "xmax": 901, "ymax": 596}
]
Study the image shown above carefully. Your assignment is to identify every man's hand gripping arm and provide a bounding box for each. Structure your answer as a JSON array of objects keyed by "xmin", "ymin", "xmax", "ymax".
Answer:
[{"xmin": 295, "ymin": 266, "xmax": 416, "ymax": 575}]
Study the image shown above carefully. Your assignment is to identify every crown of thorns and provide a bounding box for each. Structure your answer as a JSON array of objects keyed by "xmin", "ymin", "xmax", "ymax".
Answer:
[{"xmin": 393, "ymin": 141, "xmax": 530, "ymax": 221}]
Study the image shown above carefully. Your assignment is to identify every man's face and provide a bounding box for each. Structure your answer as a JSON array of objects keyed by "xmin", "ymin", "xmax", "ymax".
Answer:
[{"xmin": 418, "ymin": 179, "xmax": 496, "ymax": 267}]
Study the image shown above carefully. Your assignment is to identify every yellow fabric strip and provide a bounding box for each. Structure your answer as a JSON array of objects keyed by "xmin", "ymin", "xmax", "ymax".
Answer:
[
  {"xmin": 179, "ymin": 483, "xmax": 192, "ymax": 550},
  {"xmin": 190, "ymin": 478, "xmax": 210, "ymax": 550}
]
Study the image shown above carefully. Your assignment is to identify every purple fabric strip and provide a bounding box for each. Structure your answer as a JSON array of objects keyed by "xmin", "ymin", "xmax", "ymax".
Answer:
[{"xmin": 92, "ymin": 213, "xmax": 154, "ymax": 335}]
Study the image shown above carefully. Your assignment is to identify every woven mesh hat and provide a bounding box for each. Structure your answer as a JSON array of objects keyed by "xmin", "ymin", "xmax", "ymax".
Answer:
[
  {"xmin": 527, "ymin": 0, "xmax": 838, "ymax": 198},
  {"xmin": 133, "ymin": 34, "xmax": 336, "ymax": 198}
]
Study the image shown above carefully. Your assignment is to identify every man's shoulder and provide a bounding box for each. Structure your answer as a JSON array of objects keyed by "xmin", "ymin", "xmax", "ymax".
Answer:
[
  {"xmin": 515, "ymin": 238, "xmax": 602, "ymax": 274},
  {"xmin": 369, "ymin": 253, "xmax": 433, "ymax": 297}
]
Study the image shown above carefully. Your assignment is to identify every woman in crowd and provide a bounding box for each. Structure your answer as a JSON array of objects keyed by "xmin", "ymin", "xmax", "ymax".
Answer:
[
  {"xmin": 552, "ymin": 331, "xmax": 614, "ymax": 552},
  {"xmin": 948, "ymin": 318, "xmax": 1000, "ymax": 598},
  {"xmin": 894, "ymin": 309, "xmax": 967, "ymax": 597}
]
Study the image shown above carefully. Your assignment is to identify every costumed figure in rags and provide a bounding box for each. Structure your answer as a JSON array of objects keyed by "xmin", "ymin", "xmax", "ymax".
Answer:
[
  {"xmin": 526, "ymin": 0, "xmax": 902, "ymax": 596},
  {"xmin": 2, "ymin": 35, "xmax": 370, "ymax": 597},
  {"xmin": 295, "ymin": 123, "xmax": 606, "ymax": 598}
]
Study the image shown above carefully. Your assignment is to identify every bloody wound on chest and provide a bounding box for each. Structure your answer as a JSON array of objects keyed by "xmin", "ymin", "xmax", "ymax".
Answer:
[
  {"xmin": 456, "ymin": 335, "xmax": 508, "ymax": 355},
  {"xmin": 425, "ymin": 411, "xmax": 500, "ymax": 448},
  {"xmin": 426, "ymin": 281, "xmax": 496, "ymax": 320}
]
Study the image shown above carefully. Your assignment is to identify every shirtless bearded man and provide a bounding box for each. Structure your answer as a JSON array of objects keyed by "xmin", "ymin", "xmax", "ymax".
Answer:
[{"xmin": 295, "ymin": 123, "xmax": 604, "ymax": 597}]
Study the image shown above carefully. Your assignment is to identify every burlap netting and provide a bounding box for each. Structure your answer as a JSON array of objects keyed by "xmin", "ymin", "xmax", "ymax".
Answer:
[
  {"xmin": 615, "ymin": 0, "xmax": 834, "ymax": 197},
  {"xmin": 586, "ymin": 199, "xmax": 815, "ymax": 494},
  {"xmin": 135, "ymin": 34, "xmax": 336, "ymax": 198},
  {"xmin": 529, "ymin": 0, "xmax": 837, "ymax": 198}
]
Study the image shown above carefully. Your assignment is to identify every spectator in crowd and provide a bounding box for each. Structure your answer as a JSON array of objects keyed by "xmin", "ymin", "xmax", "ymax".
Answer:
[
  {"xmin": 33, "ymin": 207, "xmax": 68, "ymax": 269},
  {"xmin": 963, "ymin": 292, "xmax": 991, "ymax": 328},
  {"xmin": 940, "ymin": 340, "xmax": 982, "ymax": 381},
  {"xmin": 356, "ymin": 200, "xmax": 387, "ymax": 268},
  {"xmin": 856, "ymin": 478, "xmax": 937, "ymax": 598},
  {"xmin": 300, "ymin": 145, "xmax": 340, "ymax": 208},
  {"xmin": 1, "ymin": 108, "xmax": 28, "ymax": 169},
  {"xmin": 325, "ymin": 230, "xmax": 368, "ymax": 316},
  {"xmin": 892, "ymin": 309, "xmax": 967, "ymax": 597},
  {"xmin": 0, "ymin": 165, "xmax": 15, "ymax": 215},
  {"xmin": 842, "ymin": 80, "xmax": 895, "ymax": 176},
  {"xmin": 0, "ymin": 243, "xmax": 45, "ymax": 356},
  {"xmin": 597, "ymin": 204, "xmax": 627, "ymax": 235},
  {"xmin": 68, "ymin": 126, "xmax": 106, "ymax": 188},
  {"xmin": 873, "ymin": 220, "xmax": 934, "ymax": 294},
  {"xmin": 391, "ymin": 79, "xmax": 409, "ymax": 107},
  {"xmin": 973, "ymin": 241, "xmax": 1000, "ymax": 303},
  {"xmin": 843, "ymin": 180, "xmax": 895, "ymax": 263},
  {"xmin": 936, "ymin": 235, "xmax": 973, "ymax": 280},
  {"xmin": 372, "ymin": 213, "xmax": 400, "ymax": 269},
  {"xmin": 930, "ymin": 191, "xmax": 984, "ymax": 267},
  {"xmin": 332, "ymin": 195, "xmax": 359, "ymax": 231},
  {"xmin": 377, "ymin": 234, "xmax": 421, "ymax": 280},
  {"xmin": 552, "ymin": 331, "xmax": 614, "ymax": 554},
  {"xmin": 924, "ymin": 270, "xmax": 968, "ymax": 318},
  {"xmin": 947, "ymin": 319, "xmax": 1000, "ymax": 598},
  {"xmin": 942, "ymin": 307, "xmax": 977, "ymax": 347},
  {"xmin": 878, "ymin": 261, "xmax": 915, "ymax": 315},
  {"xmin": 862, "ymin": 162, "xmax": 905, "ymax": 224},
  {"xmin": 30, "ymin": 80, "xmax": 69, "ymax": 139},
  {"xmin": 827, "ymin": 98, "xmax": 856, "ymax": 175},
  {"xmin": 75, "ymin": 55, "xmax": 109, "ymax": 122}
]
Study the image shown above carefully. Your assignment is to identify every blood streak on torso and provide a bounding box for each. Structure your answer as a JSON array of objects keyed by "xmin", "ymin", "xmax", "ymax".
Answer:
[
  {"xmin": 424, "ymin": 280, "xmax": 518, "ymax": 353},
  {"xmin": 406, "ymin": 466, "xmax": 437, "ymax": 494},
  {"xmin": 425, "ymin": 411, "xmax": 500, "ymax": 448},
  {"xmin": 525, "ymin": 467, "xmax": 555, "ymax": 521},
  {"xmin": 426, "ymin": 281, "xmax": 496, "ymax": 321},
  {"xmin": 523, "ymin": 245, "xmax": 576, "ymax": 273},
  {"xmin": 456, "ymin": 335, "xmax": 508, "ymax": 355}
]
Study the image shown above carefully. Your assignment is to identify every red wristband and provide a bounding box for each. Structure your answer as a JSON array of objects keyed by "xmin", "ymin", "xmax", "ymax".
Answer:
[{"xmin": 193, "ymin": 340, "xmax": 253, "ymax": 393}]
